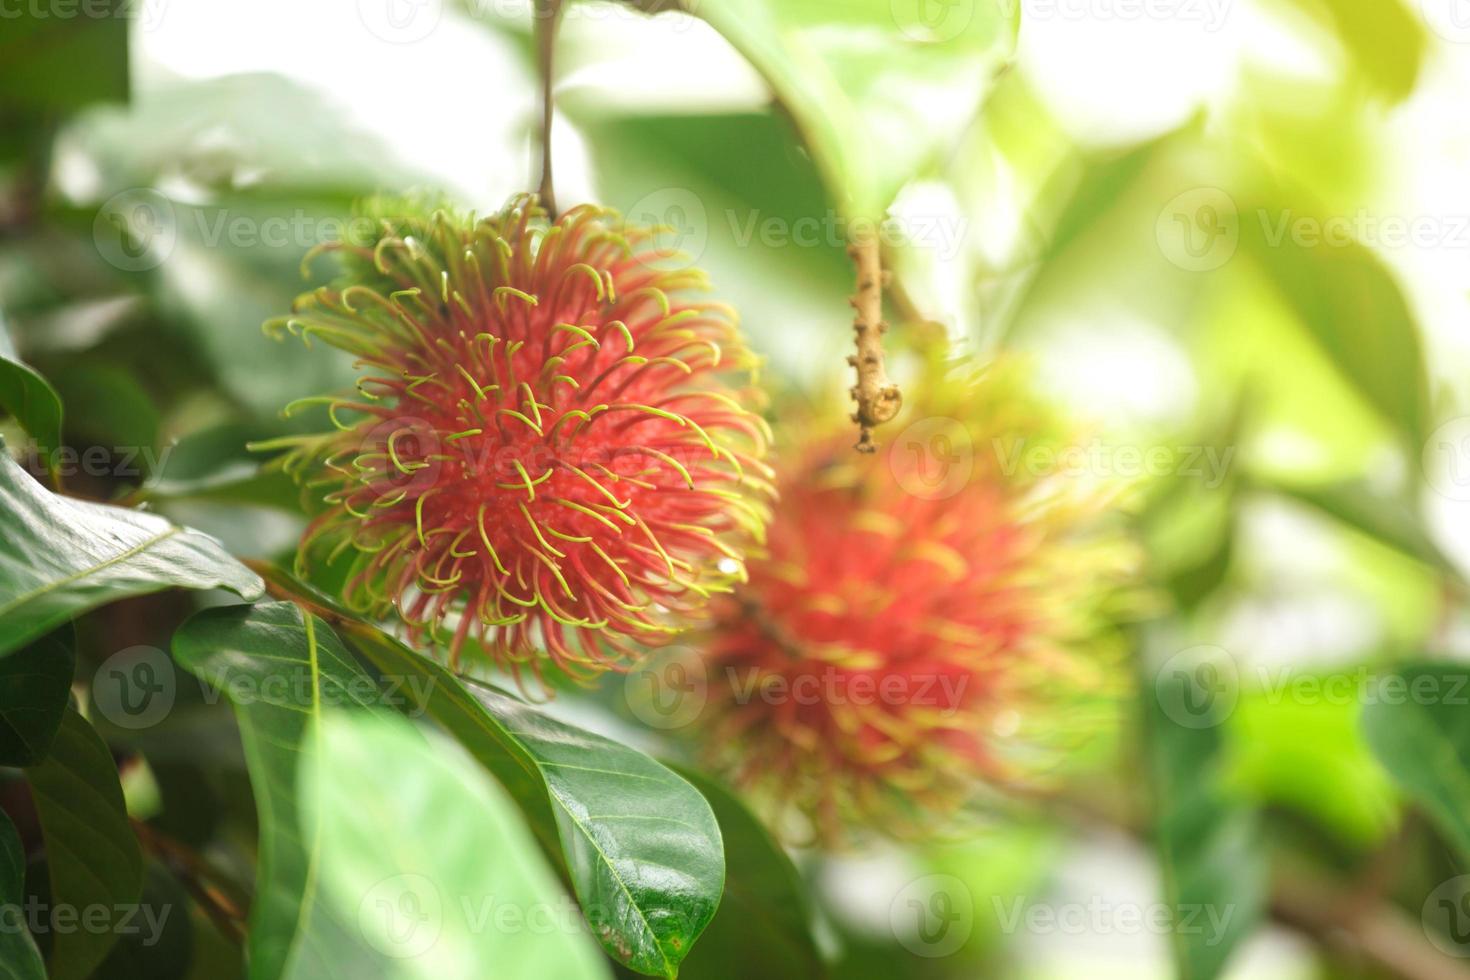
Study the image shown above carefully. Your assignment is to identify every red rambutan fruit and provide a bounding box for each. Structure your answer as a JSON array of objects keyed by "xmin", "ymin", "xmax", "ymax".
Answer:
[
  {"xmin": 256, "ymin": 196, "xmax": 772, "ymax": 681},
  {"xmin": 684, "ymin": 362, "xmax": 1138, "ymax": 839}
]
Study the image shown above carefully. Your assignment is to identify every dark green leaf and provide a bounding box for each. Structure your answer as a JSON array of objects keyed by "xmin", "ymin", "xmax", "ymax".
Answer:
[
  {"xmin": 0, "ymin": 446, "xmax": 263, "ymax": 657},
  {"xmin": 94, "ymin": 862, "xmax": 194, "ymax": 980},
  {"xmin": 0, "ymin": 2, "xmax": 127, "ymax": 116},
  {"xmin": 296, "ymin": 711, "xmax": 610, "ymax": 979},
  {"xmin": 0, "ymin": 625, "xmax": 75, "ymax": 766},
  {"xmin": 1361, "ymin": 664, "xmax": 1470, "ymax": 859},
  {"xmin": 345, "ymin": 621, "xmax": 725, "ymax": 978},
  {"xmin": 26, "ymin": 707, "xmax": 144, "ymax": 980},
  {"xmin": 0, "ymin": 321, "xmax": 63, "ymax": 482},
  {"xmin": 0, "ymin": 807, "xmax": 46, "ymax": 980},
  {"xmin": 667, "ymin": 766, "xmax": 824, "ymax": 980},
  {"xmin": 141, "ymin": 422, "xmax": 302, "ymax": 511},
  {"xmin": 50, "ymin": 362, "xmax": 160, "ymax": 461},
  {"xmin": 1147, "ymin": 642, "xmax": 1266, "ymax": 980},
  {"xmin": 170, "ymin": 600, "xmax": 389, "ymax": 980}
]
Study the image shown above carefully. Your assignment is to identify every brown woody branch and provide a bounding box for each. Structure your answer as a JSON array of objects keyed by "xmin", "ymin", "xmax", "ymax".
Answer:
[{"xmin": 846, "ymin": 232, "xmax": 901, "ymax": 452}]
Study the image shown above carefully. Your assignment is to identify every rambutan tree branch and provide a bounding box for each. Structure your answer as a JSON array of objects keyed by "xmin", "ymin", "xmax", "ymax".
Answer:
[
  {"xmin": 847, "ymin": 231, "xmax": 902, "ymax": 452},
  {"xmin": 534, "ymin": 0, "xmax": 565, "ymax": 216}
]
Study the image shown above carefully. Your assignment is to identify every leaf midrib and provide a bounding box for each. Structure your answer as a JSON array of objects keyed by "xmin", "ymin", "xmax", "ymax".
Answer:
[{"xmin": 0, "ymin": 524, "xmax": 183, "ymax": 620}]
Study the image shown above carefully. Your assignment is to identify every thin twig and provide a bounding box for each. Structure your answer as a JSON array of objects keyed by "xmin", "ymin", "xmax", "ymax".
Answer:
[
  {"xmin": 846, "ymin": 232, "xmax": 901, "ymax": 452},
  {"xmin": 132, "ymin": 819, "xmax": 248, "ymax": 946},
  {"xmin": 535, "ymin": 0, "xmax": 565, "ymax": 217}
]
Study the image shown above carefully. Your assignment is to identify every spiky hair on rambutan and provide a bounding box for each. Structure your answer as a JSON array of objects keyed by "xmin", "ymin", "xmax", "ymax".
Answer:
[
  {"xmin": 681, "ymin": 360, "xmax": 1139, "ymax": 840},
  {"xmin": 255, "ymin": 195, "xmax": 773, "ymax": 682}
]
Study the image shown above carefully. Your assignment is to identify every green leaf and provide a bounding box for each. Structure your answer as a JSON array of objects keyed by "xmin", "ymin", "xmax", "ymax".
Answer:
[
  {"xmin": 1361, "ymin": 664, "xmax": 1470, "ymax": 859},
  {"xmin": 0, "ymin": 320, "xmax": 63, "ymax": 482},
  {"xmin": 1262, "ymin": 0, "xmax": 1424, "ymax": 102},
  {"xmin": 1268, "ymin": 479, "xmax": 1456, "ymax": 577},
  {"xmin": 666, "ymin": 766, "xmax": 824, "ymax": 980},
  {"xmin": 26, "ymin": 707, "xmax": 144, "ymax": 980},
  {"xmin": 93, "ymin": 862, "xmax": 194, "ymax": 980},
  {"xmin": 298, "ymin": 711, "xmax": 610, "ymax": 979},
  {"xmin": 688, "ymin": 0, "xmax": 1017, "ymax": 218},
  {"xmin": 0, "ymin": 808, "xmax": 46, "ymax": 980},
  {"xmin": 1230, "ymin": 686, "xmax": 1397, "ymax": 849},
  {"xmin": 140, "ymin": 421, "xmax": 301, "ymax": 511},
  {"xmin": 0, "ymin": 1, "xmax": 127, "ymax": 117},
  {"xmin": 0, "ymin": 625, "xmax": 76, "ymax": 766},
  {"xmin": 344, "ymin": 621, "xmax": 725, "ymax": 978},
  {"xmin": 0, "ymin": 445, "xmax": 263, "ymax": 658},
  {"xmin": 170, "ymin": 600, "xmax": 391, "ymax": 980},
  {"xmin": 1147, "ymin": 643, "xmax": 1267, "ymax": 980},
  {"xmin": 1241, "ymin": 227, "xmax": 1430, "ymax": 448}
]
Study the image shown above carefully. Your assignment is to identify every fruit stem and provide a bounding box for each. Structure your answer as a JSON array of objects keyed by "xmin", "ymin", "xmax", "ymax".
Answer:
[
  {"xmin": 535, "ymin": 0, "xmax": 565, "ymax": 216},
  {"xmin": 847, "ymin": 231, "xmax": 902, "ymax": 452}
]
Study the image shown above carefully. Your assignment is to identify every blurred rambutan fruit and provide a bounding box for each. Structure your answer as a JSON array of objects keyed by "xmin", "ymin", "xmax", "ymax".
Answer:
[
  {"xmin": 255, "ymin": 196, "xmax": 772, "ymax": 681},
  {"xmin": 685, "ymin": 361, "xmax": 1139, "ymax": 840}
]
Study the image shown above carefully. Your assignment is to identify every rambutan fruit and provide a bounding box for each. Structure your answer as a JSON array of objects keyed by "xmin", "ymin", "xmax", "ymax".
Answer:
[
  {"xmin": 256, "ymin": 196, "xmax": 772, "ymax": 681},
  {"xmin": 686, "ymin": 361, "xmax": 1139, "ymax": 839}
]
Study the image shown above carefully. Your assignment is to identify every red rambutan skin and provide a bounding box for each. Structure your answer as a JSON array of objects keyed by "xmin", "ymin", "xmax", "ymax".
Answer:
[
  {"xmin": 691, "ymin": 371, "xmax": 1134, "ymax": 839},
  {"xmin": 261, "ymin": 198, "xmax": 772, "ymax": 681}
]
